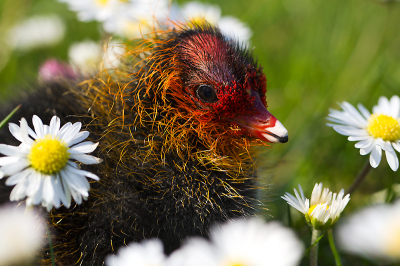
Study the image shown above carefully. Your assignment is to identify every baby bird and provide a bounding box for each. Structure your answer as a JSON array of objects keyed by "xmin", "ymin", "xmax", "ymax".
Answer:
[{"xmin": 0, "ymin": 24, "xmax": 288, "ymax": 265}]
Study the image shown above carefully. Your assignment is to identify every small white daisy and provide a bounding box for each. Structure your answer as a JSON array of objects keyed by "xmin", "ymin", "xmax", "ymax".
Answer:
[
  {"xmin": 173, "ymin": 1, "xmax": 252, "ymax": 44},
  {"xmin": 282, "ymin": 183, "xmax": 350, "ymax": 230},
  {"xmin": 103, "ymin": 40, "xmax": 126, "ymax": 69},
  {"xmin": 102, "ymin": 0, "xmax": 170, "ymax": 38},
  {"xmin": 217, "ymin": 16, "xmax": 253, "ymax": 45},
  {"xmin": 0, "ymin": 115, "xmax": 101, "ymax": 211},
  {"xmin": 68, "ymin": 40, "xmax": 103, "ymax": 74},
  {"xmin": 337, "ymin": 200, "xmax": 400, "ymax": 261},
  {"xmin": 8, "ymin": 15, "xmax": 65, "ymax": 51},
  {"xmin": 105, "ymin": 239, "xmax": 166, "ymax": 266},
  {"xmin": 0, "ymin": 204, "xmax": 45, "ymax": 265},
  {"xmin": 59, "ymin": 0, "xmax": 132, "ymax": 23},
  {"xmin": 180, "ymin": 1, "xmax": 222, "ymax": 25},
  {"xmin": 168, "ymin": 218, "xmax": 304, "ymax": 266},
  {"xmin": 327, "ymin": 95, "xmax": 400, "ymax": 171}
]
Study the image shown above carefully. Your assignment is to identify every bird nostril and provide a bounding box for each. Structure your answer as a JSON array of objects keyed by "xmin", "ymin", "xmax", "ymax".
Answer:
[{"xmin": 256, "ymin": 118, "xmax": 269, "ymax": 125}]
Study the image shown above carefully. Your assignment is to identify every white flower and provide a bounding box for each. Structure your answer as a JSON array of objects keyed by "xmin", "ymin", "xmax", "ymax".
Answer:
[
  {"xmin": 0, "ymin": 115, "xmax": 101, "ymax": 211},
  {"xmin": 168, "ymin": 218, "xmax": 304, "ymax": 266},
  {"xmin": 174, "ymin": 1, "xmax": 252, "ymax": 44},
  {"xmin": 180, "ymin": 1, "xmax": 221, "ymax": 25},
  {"xmin": 8, "ymin": 15, "xmax": 65, "ymax": 51},
  {"xmin": 68, "ymin": 40, "xmax": 103, "ymax": 74},
  {"xmin": 103, "ymin": 40, "xmax": 126, "ymax": 69},
  {"xmin": 60, "ymin": 0, "xmax": 132, "ymax": 22},
  {"xmin": 105, "ymin": 239, "xmax": 166, "ymax": 266},
  {"xmin": 282, "ymin": 183, "xmax": 350, "ymax": 230},
  {"xmin": 218, "ymin": 17, "xmax": 253, "ymax": 46},
  {"xmin": 103, "ymin": 0, "xmax": 170, "ymax": 38},
  {"xmin": 337, "ymin": 200, "xmax": 400, "ymax": 261},
  {"xmin": 327, "ymin": 95, "xmax": 400, "ymax": 171},
  {"xmin": 0, "ymin": 204, "xmax": 45, "ymax": 265}
]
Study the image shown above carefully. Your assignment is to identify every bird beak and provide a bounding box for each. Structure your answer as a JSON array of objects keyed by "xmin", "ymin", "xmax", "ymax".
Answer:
[{"xmin": 232, "ymin": 91, "xmax": 288, "ymax": 143}]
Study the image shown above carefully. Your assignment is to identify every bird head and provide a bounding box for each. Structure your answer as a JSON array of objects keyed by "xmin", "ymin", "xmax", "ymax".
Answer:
[
  {"xmin": 92, "ymin": 24, "xmax": 288, "ymax": 161},
  {"xmin": 153, "ymin": 25, "xmax": 288, "ymax": 148}
]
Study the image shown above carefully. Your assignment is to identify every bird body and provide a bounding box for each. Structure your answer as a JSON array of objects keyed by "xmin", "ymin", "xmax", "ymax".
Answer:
[{"xmin": 0, "ymin": 24, "xmax": 288, "ymax": 265}]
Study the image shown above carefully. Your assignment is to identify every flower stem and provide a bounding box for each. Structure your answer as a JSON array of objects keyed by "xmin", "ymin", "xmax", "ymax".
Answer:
[
  {"xmin": 328, "ymin": 229, "xmax": 342, "ymax": 266},
  {"xmin": 46, "ymin": 225, "xmax": 56, "ymax": 266},
  {"xmin": 310, "ymin": 229, "xmax": 321, "ymax": 266},
  {"xmin": 346, "ymin": 161, "xmax": 372, "ymax": 194}
]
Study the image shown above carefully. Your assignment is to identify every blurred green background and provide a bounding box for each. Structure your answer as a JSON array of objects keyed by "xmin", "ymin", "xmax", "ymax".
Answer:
[{"xmin": 1, "ymin": 0, "xmax": 400, "ymax": 265}]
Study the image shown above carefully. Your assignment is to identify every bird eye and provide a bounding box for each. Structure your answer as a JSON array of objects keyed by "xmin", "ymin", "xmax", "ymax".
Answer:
[{"xmin": 196, "ymin": 85, "xmax": 218, "ymax": 103}]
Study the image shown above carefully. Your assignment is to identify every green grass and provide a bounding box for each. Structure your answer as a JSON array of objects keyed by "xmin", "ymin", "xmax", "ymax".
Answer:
[{"xmin": 1, "ymin": 0, "xmax": 400, "ymax": 265}]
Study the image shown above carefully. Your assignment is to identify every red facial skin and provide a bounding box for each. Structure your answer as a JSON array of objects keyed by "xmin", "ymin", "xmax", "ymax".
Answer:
[{"xmin": 171, "ymin": 29, "xmax": 284, "ymax": 143}]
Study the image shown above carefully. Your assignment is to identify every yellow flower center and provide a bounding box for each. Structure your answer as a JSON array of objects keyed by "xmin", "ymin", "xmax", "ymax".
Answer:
[
  {"xmin": 96, "ymin": 0, "xmax": 109, "ymax": 6},
  {"xmin": 28, "ymin": 135, "xmax": 69, "ymax": 175},
  {"xmin": 189, "ymin": 17, "xmax": 210, "ymax": 28},
  {"xmin": 308, "ymin": 204, "xmax": 330, "ymax": 217},
  {"xmin": 96, "ymin": 0, "xmax": 127, "ymax": 6},
  {"xmin": 385, "ymin": 222, "xmax": 400, "ymax": 259},
  {"xmin": 224, "ymin": 261, "xmax": 246, "ymax": 266},
  {"xmin": 367, "ymin": 114, "xmax": 400, "ymax": 142},
  {"xmin": 308, "ymin": 205, "xmax": 317, "ymax": 216}
]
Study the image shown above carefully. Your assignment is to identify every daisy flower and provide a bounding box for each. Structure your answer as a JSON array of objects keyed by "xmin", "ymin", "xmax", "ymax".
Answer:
[
  {"xmin": 0, "ymin": 115, "xmax": 101, "ymax": 211},
  {"xmin": 0, "ymin": 204, "xmax": 45, "ymax": 265},
  {"xmin": 337, "ymin": 200, "xmax": 400, "ymax": 261},
  {"xmin": 327, "ymin": 95, "xmax": 400, "ymax": 171},
  {"xmin": 105, "ymin": 239, "xmax": 166, "ymax": 266},
  {"xmin": 282, "ymin": 183, "xmax": 350, "ymax": 230},
  {"xmin": 173, "ymin": 1, "xmax": 252, "ymax": 44},
  {"xmin": 102, "ymin": 0, "xmax": 170, "ymax": 38},
  {"xmin": 59, "ymin": 0, "xmax": 132, "ymax": 23},
  {"xmin": 8, "ymin": 15, "xmax": 65, "ymax": 51},
  {"xmin": 168, "ymin": 218, "xmax": 304, "ymax": 266},
  {"xmin": 68, "ymin": 40, "xmax": 103, "ymax": 74}
]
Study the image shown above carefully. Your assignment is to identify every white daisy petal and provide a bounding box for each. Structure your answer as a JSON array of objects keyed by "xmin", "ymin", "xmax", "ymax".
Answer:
[
  {"xmin": 360, "ymin": 139, "xmax": 375, "ymax": 155},
  {"xmin": 357, "ymin": 103, "xmax": 371, "ymax": 120},
  {"xmin": 389, "ymin": 95, "xmax": 400, "ymax": 118},
  {"xmin": 355, "ymin": 138, "xmax": 374, "ymax": 149},
  {"xmin": 49, "ymin": 116, "xmax": 61, "ymax": 136},
  {"xmin": 348, "ymin": 135, "xmax": 370, "ymax": 141},
  {"xmin": 67, "ymin": 131, "xmax": 90, "ymax": 146},
  {"xmin": 69, "ymin": 142, "xmax": 99, "ymax": 154},
  {"xmin": 392, "ymin": 141, "xmax": 400, "ymax": 153},
  {"xmin": 370, "ymin": 144, "xmax": 382, "ymax": 168},
  {"xmin": 8, "ymin": 123, "xmax": 23, "ymax": 142},
  {"xmin": 62, "ymin": 122, "xmax": 83, "ymax": 145},
  {"xmin": 333, "ymin": 126, "xmax": 368, "ymax": 137},
  {"xmin": 26, "ymin": 171, "xmax": 43, "ymax": 197},
  {"xmin": 372, "ymin": 96, "xmax": 388, "ymax": 115},
  {"xmin": 0, "ymin": 159, "xmax": 29, "ymax": 176},
  {"xmin": 60, "ymin": 175, "xmax": 72, "ymax": 208},
  {"xmin": 0, "ymin": 144, "xmax": 28, "ymax": 156},
  {"xmin": 58, "ymin": 122, "xmax": 72, "ymax": 138},
  {"xmin": 42, "ymin": 175, "xmax": 55, "ymax": 207},
  {"xmin": 10, "ymin": 179, "xmax": 29, "ymax": 201},
  {"xmin": 66, "ymin": 165, "xmax": 100, "ymax": 181},
  {"xmin": 384, "ymin": 146, "xmax": 399, "ymax": 171},
  {"xmin": 0, "ymin": 156, "xmax": 20, "ymax": 166},
  {"xmin": 340, "ymin": 102, "xmax": 368, "ymax": 127},
  {"xmin": 32, "ymin": 115, "xmax": 44, "ymax": 138},
  {"xmin": 69, "ymin": 154, "xmax": 102, "ymax": 165},
  {"xmin": 5, "ymin": 168, "xmax": 31, "ymax": 186},
  {"xmin": 19, "ymin": 118, "xmax": 34, "ymax": 145}
]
